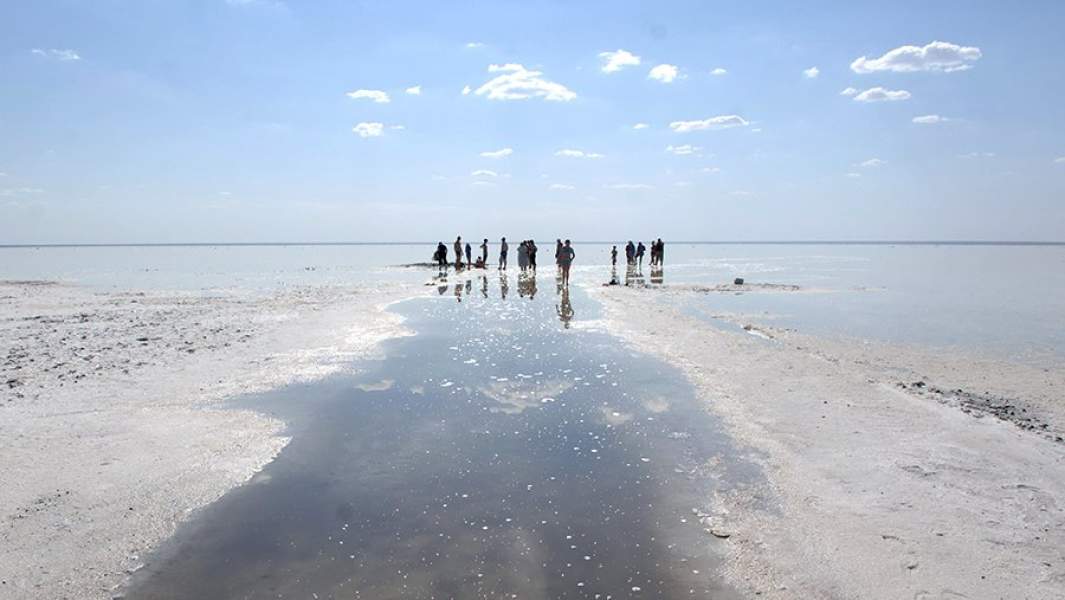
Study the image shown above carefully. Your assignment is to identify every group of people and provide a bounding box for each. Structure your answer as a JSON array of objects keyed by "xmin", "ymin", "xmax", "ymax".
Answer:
[
  {"xmin": 610, "ymin": 239, "xmax": 665, "ymax": 267},
  {"xmin": 433, "ymin": 237, "xmax": 577, "ymax": 286}
]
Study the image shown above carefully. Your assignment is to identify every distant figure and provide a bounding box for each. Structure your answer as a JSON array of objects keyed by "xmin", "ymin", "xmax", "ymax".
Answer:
[
  {"xmin": 625, "ymin": 241, "xmax": 635, "ymax": 265},
  {"xmin": 517, "ymin": 241, "xmax": 530, "ymax": 271},
  {"xmin": 454, "ymin": 236, "xmax": 463, "ymax": 269},
  {"xmin": 656, "ymin": 238, "xmax": 664, "ymax": 266},
  {"xmin": 636, "ymin": 241, "xmax": 646, "ymax": 266},
  {"xmin": 611, "ymin": 245, "xmax": 618, "ymax": 266},
  {"xmin": 528, "ymin": 240, "xmax": 538, "ymax": 271},
  {"xmin": 465, "ymin": 242, "xmax": 472, "ymax": 267},
  {"xmin": 474, "ymin": 257, "xmax": 486, "ymax": 269},
  {"xmin": 555, "ymin": 239, "xmax": 563, "ymax": 269},
  {"xmin": 499, "ymin": 237, "xmax": 509, "ymax": 269},
  {"xmin": 558, "ymin": 239, "xmax": 575, "ymax": 286},
  {"xmin": 434, "ymin": 242, "xmax": 448, "ymax": 268},
  {"xmin": 480, "ymin": 238, "xmax": 488, "ymax": 263}
]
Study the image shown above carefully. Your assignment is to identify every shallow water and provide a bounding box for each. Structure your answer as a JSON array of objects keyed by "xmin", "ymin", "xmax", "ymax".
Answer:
[
  {"xmin": 3, "ymin": 242, "xmax": 1062, "ymax": 357},
  {"xmin": 125, "ymin": 272, "xmax": 749, "ymax": 599}
]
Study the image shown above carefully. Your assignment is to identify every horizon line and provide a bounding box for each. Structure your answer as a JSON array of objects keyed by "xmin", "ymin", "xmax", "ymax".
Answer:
[{"xmin": 2, "ymin": 240, "xmax": 1064, "ymax": 249}]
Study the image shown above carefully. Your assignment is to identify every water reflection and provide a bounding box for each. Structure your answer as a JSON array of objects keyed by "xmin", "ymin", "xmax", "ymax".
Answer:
[
  {"xmin": 556, "ymin": 286, "xmax": 574, "ymax": 328},
  {"xmin": 650, "ymin": 265, "xmax": 664, "ymax": 285},
  {"xmin": 517, "ymin": 272, "xmax": 538, "ymax": 299},
  {"xmin": 499, "ymin": 272, "xmax": 509, "ymax": 300}
]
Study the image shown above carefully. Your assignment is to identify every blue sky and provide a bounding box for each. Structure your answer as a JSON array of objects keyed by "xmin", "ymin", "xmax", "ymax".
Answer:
[{"xmin": 2, "ymin": 0, "xmax": 1064, "ymax": 243}]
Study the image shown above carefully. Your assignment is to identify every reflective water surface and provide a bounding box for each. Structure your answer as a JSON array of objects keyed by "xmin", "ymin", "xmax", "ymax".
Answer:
[{"xmin": 125, "ymin": 271, "xmax": 750, "ymax": 599}]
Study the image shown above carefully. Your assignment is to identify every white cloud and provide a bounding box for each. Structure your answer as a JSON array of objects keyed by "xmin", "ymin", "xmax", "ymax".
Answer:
[
  {"xmin": 648, "ymin": 64, "xmax": 679, "ymax": 83},
  {"xmin": 665, "ymin": 144, "xmax": 701, "ymax": 155},
  {"xmin": 474, "ymin": 64, "xmax": 576, "ymax": 101},
  {"xmin": 549, "ymin": 183, "xmax": 576, "ymax": 191},
  {"xmin": 840, "ymin": 87, "xmax": 859, "ymax": 96},
  {"xmin": 846, "ymin": 172, "xmax": 862, "ymax": 178},
  {"xmin": 604, "ymin": 183, "xmax": 653, "ymax": 190},
  {"xmin": 0, "ymin": 187, "xmax": 45, "ymax": 197},
  {"xmin": 389, "ymin": 124, "xmax": 405, "ymax": 130},
  {"xmin": 471, "ymin": 169, "xmax": 499, "ymax": 177},
  {"xmin": 710, "ymin": 67, "xmax": 728, "ymax": 76},
  {"xmin": 405, "ymin": 85, "xmax": 421, "ymax": 95},
  {"xmin": 859, "ymin": 158, "xmax": 886, "ymax": 168},
  {"xmin": 352, "ymin": 122, "xmax": 384, "ymax": 138},
  {"xmin": 31, "ymin": 48, "xmax": 81, "ymax": 61},
  {"xmin": 466, "ymin": 42, "xmax": 485, "ymax": 49},
  {"xmin": 599, "ymin": 49, "xmax": 641, "ymax": 73},
  {"xmin": 852, "ymin": 86, "xmax": 911, "ymax": 102},
  {"xmin": 1055, "ymin": 157, "xmax": 1065, "ymax": 164},
  {"xmin": 700, "ymin": 166, "xmax": 721, "ymax": 174},
  {"xmin": 555, "ymin": 149, "xmax": 604, "ymax": 159},
  {"xmin": 472, "ymin": 180, "xmax": 495, "ymax": 187},
  {"xmin": 346, "ymin": 89, "xmax": 390, "ymax": 103},
  {"xmin": 803, "ymin": 66, "xmax": 820, "ymax": 78},
  {"xmin": 912, "ymin": 114, "xmax": 949, "ymax": 124},
  {"xmin": 480, "ymin": 148, "xmax": 513, "ymax": 159},
  {"xmin": 669, "ymin": 115, "xmax": 749, "ymax": 133},
  {"xmin": 851, "ymin": 41, "xmax": 982, "ymax": 74},
  {"xmin": 461, "ymin": 85, "xmax": 472, "ymax": 95},
  {"xmin": 632, "ymin": 123, "xmax": 649, "ymax": 130},
  {"xmin": 960, "ymin": 152, "xmax": 995, "ymax": 159}
]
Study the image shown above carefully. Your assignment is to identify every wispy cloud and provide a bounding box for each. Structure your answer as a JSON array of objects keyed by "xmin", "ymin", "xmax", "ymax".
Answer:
[
  {"xmin": 859, "ymin": 158, "xmax": 886, "ymax": 168},
  {"xmin": 803, "ymin": 66, "xmax": 820, "ymax": 79},
  {"xmin": 665, "ymin": 144, "xmax": 701, "ymax": 155},
  {"xmin": 648, "ymin": 64, "xmax": 679, "ymax": 83},
  {"xmin": 471, "ymin": 169, "xmax": 499, "ymax": 177},
  {"xmin": 599, "ymin": 49, "xmax": 641, "ymax": 73},
  {"xmin": 549, "ymin": 183, "xmax": 576, "ymax": 191},
  {"xmin": 851, "ymin": 41, "xmax": 982, "ymax": 74},
  {"xmin": 710, "ymin": 67, "xmax": 728, "ymax": 76},
  {"xmin": 405, "ymin": 85, "xmax": 421, "ymax": 95},
  {"xmin": 632, "ymin": 123, "xmax": 649, "ymax": 130},
  {"xmin": 846, "ymin": 172, "xmax": 862, "ymax": 178},
  {"xmin": 1055, "ymin": 157, "xmax": 1065, "ymax": 164},
  {"xmin": 465, "ymin": 42, "xmax": 485, "ymax": 49},
  {"xmin": 669, "ymin": 115, "xmax": 749, "ymax": 133},
  {"xmin": 31, "ymin": 48, "xmax": 81, "ymax": 61},
  {"xmin": 701, "ymin": 166, "xmax": 721, "ymax": 174},
  {"xmin": 474, "ymin": 64, "xmax": 576, "ymax": 101},
  {"xmin": 959, "ymin": 152, "xmax": 995, "ymax": 159},
  {"xmin": 480, "ymin": 148, "xmax": 513, "ymax": 159},
  {"xmin": 352, "ymin": 122, "xmax": 384, "ymax": 138},
  {"xmin": 346, "ymin": 89, "xmax": 390, "ymax": 103},
  {"xmin": 851, "ymin": 86, "xmax": 911, "ymax": 102},
  {"xmin": 472, "ymin": 180, "xmax": 496, "ymax": 187},
  {"xmin": 604, "ymin": 183, "xmax": 653, "ymax": 190},
  {"xmin": 461, "ymin": 85, "xmax": 472, "ymax": 95},
  {"xmin": 840, "ymin": 87, "xmax": 859, "ymax": 96},
  {"xmin": 0, "ymin": 187, "xmax": 45, "ymax": 197},
  {"xmin": 555, "ymin": 149, "xmax": 604, "ymax": 159},
  {"xmin": 912, "ymin": 114, "xmax": 949, "ymax": 124}
]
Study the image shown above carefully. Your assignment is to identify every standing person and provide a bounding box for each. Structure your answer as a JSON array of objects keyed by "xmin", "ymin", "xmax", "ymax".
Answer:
[
  {"xmin": 555, "ymin": 239, "xmax": 563, "ymax": 270},
  {"xmin": 480, "ymin": 239, "xmax": 488, "ymax": 263},
  {"xmin": 435, "ymin": 242, "xmax": 448, "ymax": 268},
  {"xmin": 625, "ymin": 241, "xmax": 635, "ymax": 265},
  {"xmin": 649, "ymin": 240, "xmax": 658, "ymax": 266},
  {"xmin": 454, "ymin": 236, "xmax": 463, "ymax": 269},
  {"xmin": 528, "ymin": 240, "xmax": 538, "ymax": 271},
  {"xmin": 465, "ymin": 241, "xmax": 472, "ymax": 268},
  {"xmin": 558, "ymin": 239, "xmax": 576, "ymax": 286},
  {"xmin": 499, "ymin": 237, "xmax": 509, "ymax": 269},
  {"xmin": 611, "ymin": 245, "xmax": 618, "ymax": 266},
  {"xmin": 655, "ymin": 238, "xmax": 664, "ymax": 266},
  {"xmin": 636, "ymin": 241, "xmax": 646, "ymax": 267},
  {"xmin": 517, "ymin": 241, "xmax": 529, "ymax": 272}
]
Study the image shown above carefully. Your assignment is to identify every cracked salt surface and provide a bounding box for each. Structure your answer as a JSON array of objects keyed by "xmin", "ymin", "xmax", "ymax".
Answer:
[{"xmin": 125, "ymin": 274, "xmax": 754, "ymax": 599}]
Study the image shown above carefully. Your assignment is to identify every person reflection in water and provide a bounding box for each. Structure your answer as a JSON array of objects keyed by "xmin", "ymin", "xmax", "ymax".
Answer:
[
  {"xmin": 518, "ymin": 271, "xmax": 537, "ymax": 299},
  {"xmin": 453, "ymin": 281, "xmax": 463, "ymax": 302},
  {"xmin": 499, "ymin": 272, "xmax": 509, "ymax": 300},
  {"xmin": 556, "ymin": 286, "xmax": 574, "ymax": 328},
  {"xmin": 481, "ymin": 274, "xmax": 488, "ymax": 298}
]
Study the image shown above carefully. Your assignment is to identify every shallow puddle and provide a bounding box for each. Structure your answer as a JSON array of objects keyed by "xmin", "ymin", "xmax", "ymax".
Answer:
[{"xmin": 126, "ymin": 271, "xmax": 750, "ymax": 599}]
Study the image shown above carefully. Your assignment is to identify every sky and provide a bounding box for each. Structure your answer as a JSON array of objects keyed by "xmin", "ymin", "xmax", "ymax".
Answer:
[{"xmin": 2, "ymin": 0, "xmax": 1064, "ymax": 244}]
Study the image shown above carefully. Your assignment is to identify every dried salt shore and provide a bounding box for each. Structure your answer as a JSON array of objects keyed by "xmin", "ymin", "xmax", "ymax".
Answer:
[
  {"xmin": 588, "ymin": 283, "xmax": 1065, "ymax": 599},
  {"xmin": 0, "ymin": 280, "xmax": 417, "ymax": 599}
]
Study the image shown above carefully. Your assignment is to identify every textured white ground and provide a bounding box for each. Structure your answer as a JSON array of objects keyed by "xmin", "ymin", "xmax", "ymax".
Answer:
[
  {"xmin": 0, "ymin": 281, "xmax": 416, "ymax": 599},
  {"xmin": 587, "ymin": 284, "xmax": 1065, "ymax": 600}
]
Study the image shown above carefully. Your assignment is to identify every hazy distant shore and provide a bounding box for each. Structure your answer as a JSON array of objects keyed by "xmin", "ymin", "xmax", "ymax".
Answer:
[
  {"xmin": 588, "ymin": 283, "xmax": 1065, "ymax": 599},
  {"xmin": 0, "ymin": 280, "xmax": 415, "ymax": 599}
]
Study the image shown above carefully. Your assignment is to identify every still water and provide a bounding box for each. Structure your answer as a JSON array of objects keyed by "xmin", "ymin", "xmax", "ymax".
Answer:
[
  {"xmin": 3, "ymin": 242, "xmax": 1063, "ymax": 356},
  {"xmin": 125, "ymin": 273, "xmax": 749, "ymax": 599}
]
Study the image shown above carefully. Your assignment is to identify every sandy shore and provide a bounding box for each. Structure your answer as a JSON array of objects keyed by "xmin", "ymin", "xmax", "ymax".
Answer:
[
  {"xmin": 587, "ymin": 283, "xmax": 1065, "ymax": 599},
  {"xmin": 0, "ymin": 280, "xmax": 416, "ymax": 599}
]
